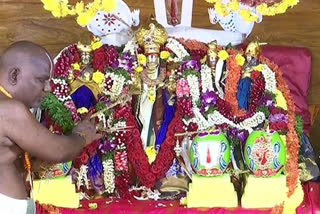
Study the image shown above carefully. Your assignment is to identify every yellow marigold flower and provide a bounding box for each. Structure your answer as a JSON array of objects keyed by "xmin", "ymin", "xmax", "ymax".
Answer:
[
  {"xmin": 239, "ymin": 9, "xmax": 258, "ymax": 22},
  {"xmin": 257, "ymin": 4, "xmax": 270, "ymax": 15},
  {"xmin": 218, "ymin": 50, "xmax": 229, "ymax": 60},
  {"xmin": 276, "ymin": 3, "xmax": 288, "ymax": 14},
  {"xmin": 229, "ymin": 0, "xmax": 239, "ymax": 12},
  {"xmin": 92, "ymin": 71, "xmax": 105, "ymax": 84},
  {"xmin": 71, "ymin": 63, "xmax": 80, "ymax": 70},
  {"xmin": 134, "ymin": 66, "xmax": 143, "ymax": 73},
  {"xmin": 91, "ymin": 40, "xmax": 102, "ymax": 50},
  {"xmin": 145, "ymin": 146, "xmax": 157, "ymax": 164},
  {"xmin": 215, "ymin": 3, "xmax": 229, "ymax": 17},
  {"xmin": 253, "ymin": 64, "xmax": 263, "ymax": 71},
  {"xmin": 160, "ymin": 51, "xmax": 170, "ymax": 60},
  {"xmin": 77, "ymin": 107, "xmax": 88, "ymax": 114},
  {"xmin": 102, "ymin": 0, "xmax": 117, "ymax": 12},
  {"xmin": 75, "ymin": 1, "xmax": 84, "ymax": 14},
  {"xmin": 137, "ymin": 54, "xmax": 147, "ymax": 66},
  {"xmin": 77, "ymin": 14, "xmax": 92, "ymax": 26},
  {"xmin": 275, "ymin": 89, "xmax": 288, "ymax": 110},
  {"xmin": 235, "ymin": 54, "xmax": 245, "ymax": 66}
]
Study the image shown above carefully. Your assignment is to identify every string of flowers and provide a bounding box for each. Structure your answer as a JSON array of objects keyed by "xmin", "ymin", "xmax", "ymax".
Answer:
[
  {"xmin": 260, "ymin": 56, "xmax": 299, "ymax": 197},
  {"xmin": 102, "ymin": 158, "xmax": 115, "ymax": 194},
  {"xmin": 123, "ymin": 108, "xmax": 184, "ymax": 188},
  {"xmin": 41, "ymin": 0, "xmax": 117, "ymax": 26},
  {"xmin": 224, "ymin": 53, "xmax": 245, "ymax": 117},
  {"xmin": 205, "ymin": 0, "xmax": 299, "ymax": 23}
]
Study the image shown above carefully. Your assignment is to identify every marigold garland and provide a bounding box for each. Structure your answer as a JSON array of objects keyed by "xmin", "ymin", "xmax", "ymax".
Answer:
[
  {"xmin": 260, "ymin": 56, "xmax": 299, "ymax": 197},
  {"xmin": 224, "ymin": 53, "xmax": 246, "ymax": 117},
  {"xmin": 41, "ymin": 0, "xmax": 117, "ymax": 26},
  {"xmin": 205, "ymin": 0, "xmax": 299, "ymax": 23}
]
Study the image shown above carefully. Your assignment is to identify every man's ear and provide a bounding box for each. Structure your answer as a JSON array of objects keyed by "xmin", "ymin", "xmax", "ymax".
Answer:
[{"xmin": 8, "ymin": 67, "xmax": 20, "ymax": 85}]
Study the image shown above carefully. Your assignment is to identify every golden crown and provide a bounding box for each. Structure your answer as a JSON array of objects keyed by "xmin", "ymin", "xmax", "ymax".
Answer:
[
  {"xmin": 135, "ymin": 17, "xmax": 168, "ymax": 54},
  {"xmin": 245, "ymin": 41, "xmax": 261, "ymax": 57}
]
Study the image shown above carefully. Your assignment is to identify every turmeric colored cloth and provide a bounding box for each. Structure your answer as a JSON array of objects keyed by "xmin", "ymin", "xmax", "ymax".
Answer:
[{"xmin": 35, "ymin": 181, "xmax": 320, "ymax": 214}]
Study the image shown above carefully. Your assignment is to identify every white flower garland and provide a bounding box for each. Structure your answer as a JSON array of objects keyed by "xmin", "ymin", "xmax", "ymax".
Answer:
[
  {"xmin": 200, "ymin": 64, "xmax": 214, "ymax": 93},
  {"xmin": 76, "ymin": 165, "xmax": 90, "ymax": 190},
  {"xmin": 183, "ymin": 110, "xmax": 265, "ymax": 131},
  {"xmin": 102, "ymin": 159, "xmax": 115, "ymax": 194},
  {"xmin": 261, "ymin": 64, "xmax": 276, "ymax": 93},
  {"xmin": 207, "ymin": 111, "xmax": 266, "ymax": 131},
  {"xmin": 51, "ymin": 78, "xmax": 71, "ymax": 102},
  {"xmin": 187, "ymin": 74, "xmax": 200, "ymax": 107},
  {"xmin": 104, "ymin": 73, "xmax": 126, "ymax": 98},
  {"xmin": 97, "ymin": 112, "xmax": 107, "ymax": 128},
  {"xmin": 165, "ymin": 38, "xmax": 189, "ymax": 62},
  {"xmin": 193, "ymin": 107, "xmax": 210, "ymax": 130}
]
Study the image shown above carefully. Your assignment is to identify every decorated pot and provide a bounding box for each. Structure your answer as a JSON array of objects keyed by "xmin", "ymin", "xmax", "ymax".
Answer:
[
  {"xmin": 38, "ymin": 162, "xmax": 72, "ymax": 179},
  {"xmin": 244, "ymin": 131, "xmax": 286, "ymax": 177},
  {"xmin": 189, "ymin": 130, "xmax": 230, "ymax": 176}
]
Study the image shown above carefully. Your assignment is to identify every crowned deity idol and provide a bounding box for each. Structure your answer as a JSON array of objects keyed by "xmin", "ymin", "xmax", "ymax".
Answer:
[
  {"xmin": 236, "ymin": 41, "xmax": 261, "ymax": 111},
  {"xmin": 135, "ymin": 17, "xmax": 169, "ymax": 148}
]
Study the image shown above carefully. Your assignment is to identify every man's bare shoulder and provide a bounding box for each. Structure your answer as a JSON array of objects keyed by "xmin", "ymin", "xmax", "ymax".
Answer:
[{"xmin": 0, "ymin": 99, "xmax": 29, "ymax": 119}]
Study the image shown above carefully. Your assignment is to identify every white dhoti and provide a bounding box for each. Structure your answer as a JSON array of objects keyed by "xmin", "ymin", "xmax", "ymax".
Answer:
[{"xmin": 0, "ymin": 193, "xmax": 35, "ymax": 214}]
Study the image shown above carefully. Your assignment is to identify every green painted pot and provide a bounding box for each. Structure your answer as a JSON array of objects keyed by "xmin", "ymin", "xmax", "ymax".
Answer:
[
  {"xmin": 189, "ymin": 130, "xmax": 230, "ymax": 176},
  {"xmin": 38, "ymin": 162, "xmax": 72, "ymax": 179},
  {"xmin": 244, "ymin": 131, "xmax": 286, "ymax": 177}
]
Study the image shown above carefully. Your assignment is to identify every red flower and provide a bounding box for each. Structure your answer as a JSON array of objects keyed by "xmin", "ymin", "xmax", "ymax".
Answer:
[
  {"xmin": 114, "ymin": 151, "xmax": 128, "ymax": 172},
  {"xmin": 276, "ymin": 121, "xmax": 287, "ymax": 131},
  {"xmin": 86, "ymin": 140, "xmax": 99, "ymax": 156},
  {"xmin": 144, "ymin": 173, "xmax": 156, "ymax": 188},
  {"xmin": 73, "ymin": 70, "xmax": 81, "ymax": 78},
  {"xmin": 80, "ymin": 153, "xmax": 89, "ymax": 165},
  {"xmin": 92, "ymin": 47, "xmax": 108, "ymax": 71},
  {"xmin": 73, "ymin": 157, "xmax": 82, "ymax": 169},
  {"xmin": 251, "ymin": 71, "xmax": 261, "ymax": 80}
]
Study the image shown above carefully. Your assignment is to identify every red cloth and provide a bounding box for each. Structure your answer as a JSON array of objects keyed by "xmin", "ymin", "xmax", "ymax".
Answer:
[
  {"xmin": 261, "ymin": 46, "xmax": 312, "ymax": 133},
  {"xmin": 296, "ymin": 181, "xmax": 320, "ymax": 214}
]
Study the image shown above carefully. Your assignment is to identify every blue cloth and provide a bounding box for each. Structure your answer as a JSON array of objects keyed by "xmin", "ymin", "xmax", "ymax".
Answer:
[
  {"xmin": 154, "ymin": 90, "xmax": 176, "ymax": 152},
  {"xmin": 300, "ymin": 134, "xmax": 316, "ymax": 161},
  {"xmin": 237, "ymin": 77, "xmax": 251, "ymax": 111},
  {"xmin": 70, "ymin": 85, "xmax": 96, "ymax": 109}
]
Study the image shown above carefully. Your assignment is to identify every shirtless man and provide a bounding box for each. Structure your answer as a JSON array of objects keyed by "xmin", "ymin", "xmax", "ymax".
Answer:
[{"xmin": 0, "ymin": 41, "xmax": 100, "ymax": 213}]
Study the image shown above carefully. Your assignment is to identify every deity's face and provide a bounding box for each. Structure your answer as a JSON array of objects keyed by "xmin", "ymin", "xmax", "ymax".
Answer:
[
  {"xmin": 81, "ymin": 52, "xmax": 92, "ymax": 65},
  {"xmin": 208, "ymin": 55, "xmax": 217, "ymax": 67},
  {"xmin": 147, "ymin": 54, "xmax": 159, "ymax": 71}
]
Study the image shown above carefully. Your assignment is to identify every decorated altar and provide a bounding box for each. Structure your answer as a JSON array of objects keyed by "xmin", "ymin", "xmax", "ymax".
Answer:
[{"xmin": 26, "ymin": 0, "xmax": 320, "ymax": 213}]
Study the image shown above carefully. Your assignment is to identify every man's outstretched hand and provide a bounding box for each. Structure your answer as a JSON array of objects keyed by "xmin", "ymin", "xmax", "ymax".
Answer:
[{"xmin": 72, "ymin": 115, "xmax": 102, "ymax": 146}]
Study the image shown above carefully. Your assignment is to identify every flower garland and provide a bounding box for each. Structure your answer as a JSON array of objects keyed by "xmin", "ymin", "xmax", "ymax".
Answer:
[
  {"xmin": 261, "ymin": 64, "xmax": 277, "ymax": 93},
  {"xmin": 224, "ymin": 52, "xmax": 245, "ymax": 116},
  {"xmin": 102, "ymin": 158, "xmax": 115, "ymax": 194},
  {"xmin": 166, "ymin": 38, "xmax": 190, "ymax": 62},
  {"xmin": 205, "ymin": 0, "xmax": 299, "ymax": 23},
  {"xmin": 200, "ymin": 64, "xmax": 214, "ymax": 93},
  {"xmin": 260, "ymin": 56, "xmax": 299, "ymax": 197},
  {"xmin": 41, "ymin": 0, "xmax": 117, "ymax": 26},
  {"xmin": 123, "ymin": 109, "xmax": 184, "ymax": 188}
]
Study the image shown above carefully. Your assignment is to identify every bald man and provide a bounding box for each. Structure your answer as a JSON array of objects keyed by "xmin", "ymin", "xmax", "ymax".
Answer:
[{"xmin": 0, "ymin": 41, "xmax": 100, "ymax": 213}]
